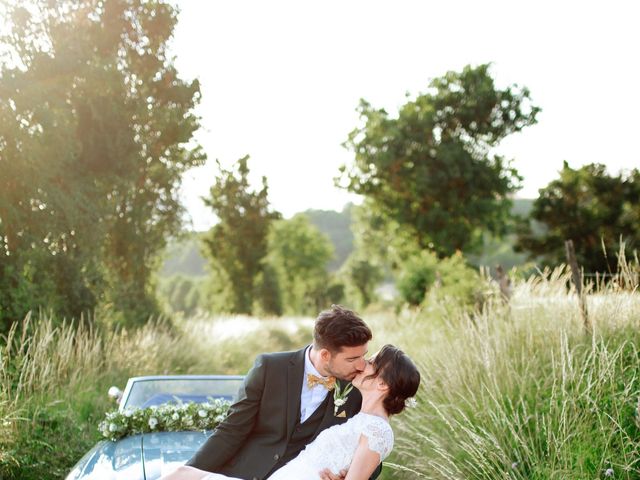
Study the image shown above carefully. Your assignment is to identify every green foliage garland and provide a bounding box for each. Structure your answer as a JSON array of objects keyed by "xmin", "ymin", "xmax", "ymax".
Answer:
[{"xmin": 98, "ymin": 399, "xmax": 231, "ymax": 441}]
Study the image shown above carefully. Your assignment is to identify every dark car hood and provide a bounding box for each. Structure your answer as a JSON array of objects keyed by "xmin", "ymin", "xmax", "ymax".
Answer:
[{"xmin": 66, "ymin": 431, "xmax": 210, "ymax": 480}]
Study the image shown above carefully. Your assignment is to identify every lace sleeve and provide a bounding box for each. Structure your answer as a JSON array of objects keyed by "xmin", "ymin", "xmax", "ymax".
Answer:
[{"xmin": 361, "ymin": 417, "xmax": 394, "ymax": 461}]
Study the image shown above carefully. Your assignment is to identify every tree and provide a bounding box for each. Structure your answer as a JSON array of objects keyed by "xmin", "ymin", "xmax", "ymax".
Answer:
[
  {"xmin": 253, "ymin": 263, "xmax": 283, "ymax": 316},
  {"xmin": 339, "ymin": 64, "xmax": 539, "ymax": 257},
  {"xmin": 0, "ymin": 0, "xmax": 114, "ymax": 327},
  {"xmin": 265, "ymin": 214, "xmax": 335, "ymax": 315},
  {"xmin": 341, "ymin": 253, "xmax": 383, "ymax": 308},
  {"xmin": 516, "ymin": 162, "xmax": 640, "ymax": 272},
  {"xmin": 202, "ymin": 156, "xmax": 281, "ymax": 314},
  {"xmin": 0, "ymin": 0, "xmax": 204, "ymax": 329},
  {"xmin": 167, "ymin": 275, "xmax": 196, "ymax": 315},
  {"xmin": 303, "ymin": 206, "xmax": 354, "ymax": 271},
  {"xmin": 90, "ymin": 0, "xmax": 205, "ymax": 325},
  {"xmin": 349, "ymin": 200, "xmax": 422, "ymax": 272}
]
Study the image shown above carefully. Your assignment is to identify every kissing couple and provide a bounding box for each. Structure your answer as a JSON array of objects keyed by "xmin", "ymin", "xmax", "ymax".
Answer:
[{"xmin": 162, "ymin": 305, "xmax": 420, "ymax": 480}]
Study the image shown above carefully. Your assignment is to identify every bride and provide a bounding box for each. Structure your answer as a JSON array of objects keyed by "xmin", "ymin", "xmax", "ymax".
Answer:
[{"xmin": 162, "ymin": 344, "xmax": 420, "ymax": 480}]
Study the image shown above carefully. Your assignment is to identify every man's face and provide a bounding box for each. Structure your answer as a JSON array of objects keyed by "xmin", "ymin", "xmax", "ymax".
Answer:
[{"xmin": 324, "ymin": 344, "xmax": 368, "ymax": 381}]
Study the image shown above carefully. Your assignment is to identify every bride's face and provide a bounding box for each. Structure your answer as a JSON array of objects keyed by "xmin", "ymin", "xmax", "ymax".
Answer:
[{"xmin": 352, "ymin": 357, "xmax": 377, "ymax": 391}]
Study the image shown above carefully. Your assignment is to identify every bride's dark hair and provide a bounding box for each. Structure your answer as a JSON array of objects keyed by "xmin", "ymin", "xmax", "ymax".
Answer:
[{"xmin": 366, "ymin": 344, "xmax": 420, "ymax": 415}]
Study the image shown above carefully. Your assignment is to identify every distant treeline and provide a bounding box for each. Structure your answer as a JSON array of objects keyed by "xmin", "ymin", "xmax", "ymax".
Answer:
[
  {"xmin": 161, "ymin": 199, "xmax": 536, "ymax": 278},
  {"xmin": 161, "ymin": 206, "xmax": 357, "ymax": 278}
]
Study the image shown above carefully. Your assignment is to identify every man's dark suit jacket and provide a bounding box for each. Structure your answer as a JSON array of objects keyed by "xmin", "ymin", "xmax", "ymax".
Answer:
[{"xmin": 187, "ymin": 347, "xmax": 381, "ymax": 480}]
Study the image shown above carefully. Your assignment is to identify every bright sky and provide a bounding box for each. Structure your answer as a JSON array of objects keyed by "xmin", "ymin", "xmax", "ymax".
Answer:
[{"xmin": 170, "ymin": 0, "xmax": 640, "ymax": 231}]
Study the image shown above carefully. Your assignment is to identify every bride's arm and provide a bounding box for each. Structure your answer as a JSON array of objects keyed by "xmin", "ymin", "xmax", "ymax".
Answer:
[{"xmin": 344, "ymin": 435, "xmax": 382, "ymax": 480}]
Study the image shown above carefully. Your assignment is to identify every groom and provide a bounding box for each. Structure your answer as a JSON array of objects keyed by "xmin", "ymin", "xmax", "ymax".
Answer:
[{"xmin": 186, "ymin": 305, "xmax": 381, "ymax": 480}]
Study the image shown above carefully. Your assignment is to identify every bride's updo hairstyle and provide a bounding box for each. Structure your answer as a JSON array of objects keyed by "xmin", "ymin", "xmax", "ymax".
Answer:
[{"xmin": 369, "ymin": 344, "xmax": 420, "ymax": 415}]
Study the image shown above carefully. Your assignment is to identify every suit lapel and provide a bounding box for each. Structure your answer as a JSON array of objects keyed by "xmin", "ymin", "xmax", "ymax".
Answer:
[
  {"xmin": 318, "ymin": 378, "xmax": 363, "ymax": 432},
  {"xmin": 286, "ymin": 347, "xmax": 307, "ymax": 438}
]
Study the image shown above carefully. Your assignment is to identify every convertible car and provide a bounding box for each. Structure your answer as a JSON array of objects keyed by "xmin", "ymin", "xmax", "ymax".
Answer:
[{"xmin": 66, "ymin": 375, "xmax": 245, "ymax": 480}]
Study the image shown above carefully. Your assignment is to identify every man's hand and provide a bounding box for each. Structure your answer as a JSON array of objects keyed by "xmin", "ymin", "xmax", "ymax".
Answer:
[{"xmin": 319, "ymin": 468, "xmax": 347, "ymax": 480}]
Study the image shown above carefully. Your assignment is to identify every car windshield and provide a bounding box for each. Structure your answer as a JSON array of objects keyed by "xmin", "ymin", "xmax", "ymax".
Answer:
[{"xmin": 121, "ymin": 376, "xmax": 245, "ymax": 410}]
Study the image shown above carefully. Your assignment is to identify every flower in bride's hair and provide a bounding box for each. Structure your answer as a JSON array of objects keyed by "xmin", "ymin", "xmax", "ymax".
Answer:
[{"xmin": 405, "ymin": 397, "xmax": 417, "ymax": 409}]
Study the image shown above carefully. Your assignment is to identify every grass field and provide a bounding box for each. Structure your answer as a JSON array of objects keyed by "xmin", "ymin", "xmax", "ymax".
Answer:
[{"xmin": 1, "ymin": 267, "xmax": 639, "ymax": 479}]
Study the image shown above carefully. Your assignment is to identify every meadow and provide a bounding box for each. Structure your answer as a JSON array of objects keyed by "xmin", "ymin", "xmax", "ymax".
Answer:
[{"xmin": 0, "ymin": 267, "xmax": 638, "ymax": 479}]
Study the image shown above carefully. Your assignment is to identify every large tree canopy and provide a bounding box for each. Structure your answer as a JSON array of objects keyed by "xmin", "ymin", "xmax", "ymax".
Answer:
[
  {"xmin": 0, "ymin": 0, "xmax": 204, "ymax": 328},
  {"xmin": 339, "ymin": 64, "xmax": 539, "ymax": 257},
  {"xmin": 516, "ymin": 162, "xmax": 640, "ymax": 272}
]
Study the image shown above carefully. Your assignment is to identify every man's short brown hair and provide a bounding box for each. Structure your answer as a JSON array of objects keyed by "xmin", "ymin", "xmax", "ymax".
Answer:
[{"xmin": 313, "ymin": 305, "xmax": 372, "ymax": 353}]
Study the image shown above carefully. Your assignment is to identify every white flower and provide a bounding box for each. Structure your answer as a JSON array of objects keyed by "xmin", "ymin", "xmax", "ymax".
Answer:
[
  {"xmin": 123, "ymin": 409, "xmax": 134, "ymax": 418},
  {"xmin": 332, "ymin": 382, "xmax": 354, "ymax": 416},
  {"xmin": 215, "ymin": 414, "xmax": 225, "ymax": 423},
  {"xmin": 605, "ymin": 468, "xmax": 614, "ymax": 477},
  {"xmin": 198, "ymin": 409, "xmax": 207, "ymax": 418},
  {"xmin": 149, "ymin": 417, "xmax": 158, "ymax": 429},
  {"xmin": 404, "ymin": 397, "xmax": 418, "ymax": 409},
  {"xmin": 109, "ymin": 423, "xmax": 118, "ymax": 432},
  {"xmin": 172, "ymin": 413, "xmax": 180, "ymax": 421}
]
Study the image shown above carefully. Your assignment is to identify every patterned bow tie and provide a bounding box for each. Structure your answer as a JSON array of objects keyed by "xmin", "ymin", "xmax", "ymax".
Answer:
[{"xmin": 307, "ymin": 373, "xmax": 336, "ymax": 391}]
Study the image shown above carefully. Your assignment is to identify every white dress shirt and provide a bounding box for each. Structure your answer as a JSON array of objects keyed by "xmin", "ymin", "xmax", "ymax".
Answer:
[{"xmin": 299, "ymin": 345, "xmax": 332, "ymax": 423}]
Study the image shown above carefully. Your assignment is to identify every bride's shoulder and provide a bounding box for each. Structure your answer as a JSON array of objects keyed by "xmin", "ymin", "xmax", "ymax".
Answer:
[
  {"xmin": 356, "ymin": 413, "xmax": 393, "ymax": 435},
  {"xmin": 355, "ymin": 413, "xmax": 394, "ymax": 459}
]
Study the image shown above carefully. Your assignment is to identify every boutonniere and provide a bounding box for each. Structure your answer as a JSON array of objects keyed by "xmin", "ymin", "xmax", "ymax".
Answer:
[{"xmin": 333, "ymin": 382, "xmax": 353, "ymax": 416}]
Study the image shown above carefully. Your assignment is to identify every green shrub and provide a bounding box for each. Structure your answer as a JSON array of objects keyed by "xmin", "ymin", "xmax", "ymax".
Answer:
[
  {"xmin": 396, "ymin": 250, "xmax": 484, "ymax": 307},
  {"xmin": 396, "ymin": 250, "xmax": 439, "ymax": 305},
  {"xmin": 428, "ymin": 251, "xmax": 485, "ymax": 307}
]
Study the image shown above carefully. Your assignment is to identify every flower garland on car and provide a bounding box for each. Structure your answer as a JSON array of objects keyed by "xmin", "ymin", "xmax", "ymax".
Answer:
[{"xmin": 98, "ymin": 398, "xmax": 232, "ymax": 441}]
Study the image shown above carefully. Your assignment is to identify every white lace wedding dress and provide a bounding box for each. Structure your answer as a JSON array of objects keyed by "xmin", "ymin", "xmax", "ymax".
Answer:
[{"xmin": 201, "ymin": 412, "xmax": 394, "ymax": 480}]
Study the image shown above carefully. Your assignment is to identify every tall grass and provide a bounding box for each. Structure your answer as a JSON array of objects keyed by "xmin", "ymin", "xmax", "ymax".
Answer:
[
  {"xmin": 0, "ymin": 313, "xmax": 311, "ymax": 479},
  {"xmin": 378, "ymin": 268, "xmax": 640, "ymax": 479},
  {"xmin": 1, "ymin": 266, "xmax": 638, "ymax": 479}
]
